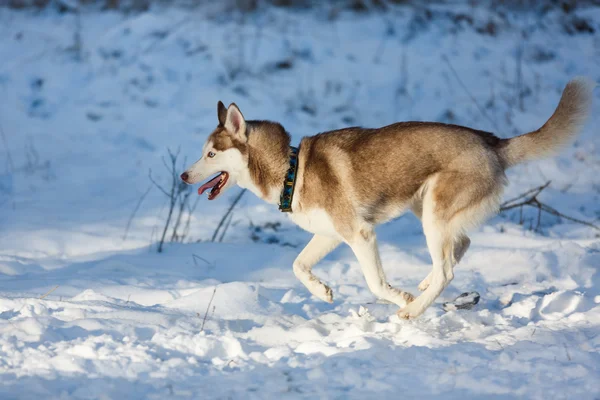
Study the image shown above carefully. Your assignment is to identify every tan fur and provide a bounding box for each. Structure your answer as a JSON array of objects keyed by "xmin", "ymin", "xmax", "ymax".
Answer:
[
  {"xmin": 294, "ymin": 122, "xmax": 507, "ymax": 239},
  {"xmin": 210, "ymin": 127, "xmax": 246, "ymax": 152},
  {"xmin": 246, "ymin": 121, "xmax": 290, "ymax": 199},
  {"xmin": 206, "ymin": 120, "xmax": 290, "ymax": 199},
  {"xmin": 498, "ymin": 77, "xmax": 595, "ymax": 167},
  {"xmin": 183, "ymin": 78, "xmax": 594, "ymax": 318}
]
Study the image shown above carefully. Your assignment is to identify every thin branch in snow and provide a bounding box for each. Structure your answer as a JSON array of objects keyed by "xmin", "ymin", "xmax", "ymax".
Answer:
[
  {"xmin": 211, "ymin": 189, "xmax": 247, "ymax": 242},
  {"xmin": 123, "ymin": 184, "xmax": 153, "ymax": 241},
  {"xmin": 192, "ymin": 254, "xmax": 211, "ymax": 267},
  {"xmin": 218, "ymin": 212, "xmax": 234, "ymax": 243},
  {"xmin": 149, "ymin": 147, "xmax": 195, "ymax": 252},
  {"xmin": 501, "ymin": 181, "xmax": 551, "ymax": 209},
  {"xmin": 200, "ymin": 287, "xmax": 217, "ymax": 332},
  {"xmin": 0, "ymin": 113, "xmax": 14, "ymax": 173},
  {"xmin": 170, "ymin": 179, "xmax": 193, "ymax": 243},
  {"xmin": 500, "ymin": 181, "xmax": 600, "ymax": 232},
  {"xmin": 563, "ymin": 343, "xmax": 572, "ymax": 362},
  {"xmin": 495, "ymin": 339, "xmax": 504, "ymax": 350},
  {"xmin": 148, "ymin": 169, "xmax": 170, "ymax": 198},
  {"xmin": 181, "ymin": 196, "xmax": 200, "ymax": 241},
  {"xmin": 39, "ymin": 285, "xmax": 59, "ymax": 300}
]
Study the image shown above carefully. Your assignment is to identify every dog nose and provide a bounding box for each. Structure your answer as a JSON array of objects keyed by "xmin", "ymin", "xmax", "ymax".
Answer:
[{"xmin": 180, "ymin": 172, "xmax": 189, "ymax": 182}]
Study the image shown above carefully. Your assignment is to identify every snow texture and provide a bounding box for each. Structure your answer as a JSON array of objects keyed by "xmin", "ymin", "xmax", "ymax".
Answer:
[{"xmin": 1, "ymin": 3, "xmax": 600, "ymax": 399}]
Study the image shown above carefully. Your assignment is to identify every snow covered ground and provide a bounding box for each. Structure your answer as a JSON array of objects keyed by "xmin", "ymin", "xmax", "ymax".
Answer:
[{"xmin": 1, "ymin": 2, "xmax": 600, "ymax": 398}]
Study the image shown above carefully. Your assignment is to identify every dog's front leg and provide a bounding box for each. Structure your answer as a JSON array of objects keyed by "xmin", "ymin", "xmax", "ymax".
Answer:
[
  {"xmin": 348, "ymin": 228, "xmax": 414, "ymax": 308},
  {"xmin": 293, "ymin": 234, "xmax": 341, "ymax": 303}
]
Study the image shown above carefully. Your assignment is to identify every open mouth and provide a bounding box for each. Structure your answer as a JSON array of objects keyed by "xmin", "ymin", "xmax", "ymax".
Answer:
[{"xmin": 198, "ymin": 172, "xmax": 229, "ymax": 200}]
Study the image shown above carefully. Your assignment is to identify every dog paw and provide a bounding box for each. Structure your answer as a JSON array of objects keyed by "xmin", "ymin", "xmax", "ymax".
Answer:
[
  {"xmin": 417, "ymin": 277, "xmax": 431, "ymax": 292},
  {"xmin": 387, "ymin": 285, "xmax": 414, "ymax": 307},
  {"xmin": 323, "ymin": 285, "xmax": 334, "ymax": 303},
  {"xmin": 312, "ymin": 284, "xmax": 333, "ymax": 303},
  {"xmin": 397, "ymin": 303, "xmax": 423, "ymax": 320},
  {"xmin": 397, "ymin": 308, "xmax": 417, "ymax": 320},
  {"xmin": 396, "ymin": 309, "xmax": 413, "ymax": 320},
  {"xmin": 402, "ymin": 291, "xmax": 415, "ymax": 304}
]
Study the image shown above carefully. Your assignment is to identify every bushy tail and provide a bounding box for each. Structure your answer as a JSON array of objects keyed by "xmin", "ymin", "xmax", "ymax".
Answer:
[{"xmin": 498, "ymin": 77, "xmax": 595, "ymax": 168}]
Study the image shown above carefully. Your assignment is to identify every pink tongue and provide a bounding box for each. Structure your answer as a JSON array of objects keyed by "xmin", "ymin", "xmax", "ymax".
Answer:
[{"xmin": 198, "ymin": 174, "xmax": 222, "ymax": 195}]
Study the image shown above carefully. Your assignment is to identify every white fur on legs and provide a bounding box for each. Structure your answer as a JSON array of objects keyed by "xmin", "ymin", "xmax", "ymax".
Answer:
[
  {"xmin": 293, "ymin": 235, "xmax": 341, "ymax": 303},
  {"xmin": 348, "ymin": 229, "xmax": 414, "ymax": 308},
  {"xmin": 417, "ymin": 273, "xmax": 433, "ymax": 292},
  {"xmin": 417, "ymin": 235, "xmax": 470, "ymax": 291},
  {"xmin": 398, "ymin": 185, "xmax": 460, "ymax": 319},
  {"xmin": 398, "ymin": 221, "xmax": 454, "ymax": 319}
]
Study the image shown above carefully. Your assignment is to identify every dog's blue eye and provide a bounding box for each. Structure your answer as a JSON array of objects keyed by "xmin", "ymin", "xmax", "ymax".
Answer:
[{"xmin": 207, "ymin": 151, "xmax": 215, "ymax": 158}]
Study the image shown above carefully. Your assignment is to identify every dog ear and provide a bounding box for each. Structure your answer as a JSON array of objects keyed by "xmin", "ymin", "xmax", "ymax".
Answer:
[
  {"xmin": 225, "ymin": 103, "xmax": 247, "ymax": 142},
  {"xmin": 217, "ymin": 101, "xmax": 227, "ymax": 126}
]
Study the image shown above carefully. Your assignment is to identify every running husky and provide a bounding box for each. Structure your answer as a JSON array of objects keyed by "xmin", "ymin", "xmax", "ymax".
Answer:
[{"xmin": 181, "ymin": 78, "xmax": 593, "ymax": 319}]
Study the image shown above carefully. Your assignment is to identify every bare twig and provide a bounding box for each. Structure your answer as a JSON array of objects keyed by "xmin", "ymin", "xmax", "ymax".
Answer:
[
  {"xmin": 442, "ymin": 54, "xmax": 499, "ymax": 131},
  {"xmin": 123, "ymin": 184, "xmax": 153, "ymax": 241},
  {"xmin": 192, "ymin": 254, "xmax": 211, "ymax": 267},
  {"xmin": 39, "ymin": 285, "xmax": 59, "ymax": 300},
  {"xmin": 161, "ymin": 155, "xmax": 173, "ymax": 175},
  {"xmin": 218, "ymin": 212, "xmax": 234, "ymax": 243},
  {"xmin": 495, "ymin": 339, "xmax": 504, "ymax": 351},
  {"xmin": 149, "ymin": 227, "xmax": 156, "ymax": 250},
  {"xmin": 500, "ymin": 181, "xmax": 600, "ymax": 232},
  {"xmin": 149, "ymin": 149, "xmax": 179, "ymax": 252},
  {"xmin": 200, "ymin": 287, "xmax": 217, "ymax": 332},
  {"xmin": 372, "ymin": 22, "xmax": 389, "ymax": 63},
  {"xmin": 148, "ymin": 170, "xmax": 170, "ymax": 197},
  {"xmin": 563, "ymin": 343, "xmax": 572, "ymax": 362},
  {"xmin": 149, "ymin": 148, "xmax": 196, "ymax": 251},
  {"xmin": 211, "ymin": 189, "xmax": 247, "ymax": 242},
  {"xmin": 181, "ymin": 196, "xmax": 200, "ymax": 240},
  {"xmin": 158, "ymin": 193, "xmax": 175, "ymax": 252},
  {"xmin": 537, "ymin": 202, "xmax": 599, "ymax": 231},
  {"xmin": 170, "ymin": 182, "xmax": 193, "ymax": 242},
  {"xmin": 0, "ymin": 115, "xmax": 13, "ymax": 173},
  {"xmin": 500, "ymin": 181, "xmax": 551, "ymax": 210}
]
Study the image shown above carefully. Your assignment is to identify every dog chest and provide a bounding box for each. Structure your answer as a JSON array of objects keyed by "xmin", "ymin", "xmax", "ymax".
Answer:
[{"xmin": 288, "ymin": 208, "xmax": 339, "ymax": 238}]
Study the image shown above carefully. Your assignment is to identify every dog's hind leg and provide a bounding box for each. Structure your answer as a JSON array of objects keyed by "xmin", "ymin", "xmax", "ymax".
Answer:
[
  {"xmin": 293, "ymin": 234, "xmax": 341, "ymax": 303},
  {"xmin": 417, "ymin": 234, "xmax": 470, "ymax": 291},
  {"xmin": 399, "ymin": 171, "xmax": 502, "ymax": 319},
  {"xmin": 398, "ymin": 213, "xmax": 456, "ymax": 319},
  {"xmin": 348, "ymin": 227, "xmax": 414, "ymax": 308},
  {"xmin": 412, "ymin": 201, "xmax": 471, "ymax": 292}
]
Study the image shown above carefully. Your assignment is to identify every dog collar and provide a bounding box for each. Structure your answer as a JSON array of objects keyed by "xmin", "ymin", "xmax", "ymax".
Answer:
[{"xmin": 279, "ymin": 146, "xmax": 299, "ymax": 213}]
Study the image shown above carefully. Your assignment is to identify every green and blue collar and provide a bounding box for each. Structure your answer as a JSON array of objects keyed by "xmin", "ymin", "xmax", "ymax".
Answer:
[{"xmin": 279, "ymin": 146, "xmax": 299, "ymax": 213}]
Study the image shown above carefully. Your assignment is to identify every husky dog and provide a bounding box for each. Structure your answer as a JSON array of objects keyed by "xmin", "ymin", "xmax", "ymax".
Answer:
[{"xmin": 181, "ymin": 78, "xmax": 593, "ymax": 319}]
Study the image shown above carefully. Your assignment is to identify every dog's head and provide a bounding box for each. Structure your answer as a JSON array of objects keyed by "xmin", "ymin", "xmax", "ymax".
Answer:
[{"xmin": 180, "ymin": 101, "xmax": 249, "ymax": 200}]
